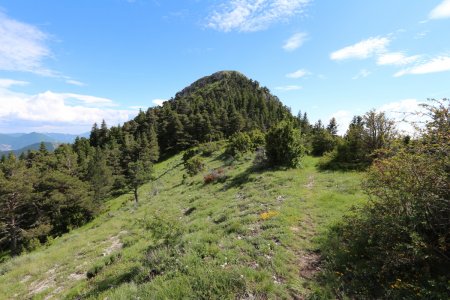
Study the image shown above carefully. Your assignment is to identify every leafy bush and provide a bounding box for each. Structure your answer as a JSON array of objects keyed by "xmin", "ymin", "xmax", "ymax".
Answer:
[
  {"xmin": 319, "ymin": 100, "xmax": 450, "ymax": 299},
  {"xmin": 311, "ymin": 130, "xmax": 337, "ymax": 156},
  {"xmin": 248, "ymin": 129, "xmax": 266, "ymax": 149},
  {"xmin": 226, "ymin": 132, "xmax": 253, "ymax": 157},
  {"xmin": 265, "ymin": 121, "xmax": 305, "ymax": 168},
  {"xmin": 198, "ymin": 142, "xmax": 220, "ymax": 157},
  {"xmin": 184, "ymin": 157, "xmax": 205, "ymax": 176},
  {"xmin": 182, "ymin": 148, "xmax": 200, "ymax": 163}
]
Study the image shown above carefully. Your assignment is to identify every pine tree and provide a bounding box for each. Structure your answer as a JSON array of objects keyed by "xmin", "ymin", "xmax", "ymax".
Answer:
[
  {"xmin": 147, "ymin": 125, "xmax": 160, "ymax": 162},
  {"xmin": 326, "ymin": 117, "xmax": 338, "ymax": 136},
  {"xmin": 87, "ymin": 148, "xmax": 113, "ymax": 202},
  {"xmin": 0, "ymin": 156, "xmax": 35, "ymax": 255},
  {"xmin": 126, "ymin": 158, "xmax": 152, "ymax": 204},
  {"xmin": 90, "ymin": 123, "xmax": 100, "ymax": 147},
  {"xmin": 98, "ymin": 119, "xmax": 109, "ymax": 146}
]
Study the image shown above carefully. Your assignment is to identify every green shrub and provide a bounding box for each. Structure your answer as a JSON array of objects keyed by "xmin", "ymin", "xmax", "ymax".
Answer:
[
  {"xmin": 265, "ymin": 121, "xmax": 305, "ymax": 168},
  {"xmin": 226, "ymin": 132, "xmax": 253, "ymax": 157},
  {"xmin": 311, "ymin": 130, "xmax": 336, "ymax": 156},
  {"xmin": 198, "ymin": 142, "xmax": 220, "ymax": 157},
  {"xmin": 319, "ymin": 100, "xmax": 450, "ymax": 299},
  {"xmin": 184, "ymin": 157, "xmax": 205, "ymax": 176},
  {"xmin": 248, "ymin": 129, "xmax": 266, "ymax": 149},
  {"xmin": 182, "ymin": 148, "xmax": 200, "ymax": 163}
]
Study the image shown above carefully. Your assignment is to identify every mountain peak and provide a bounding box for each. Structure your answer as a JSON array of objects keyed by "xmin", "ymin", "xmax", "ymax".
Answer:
[{"xmin": 175, "ymin": 70, "xmax": 251, "ymax": 99}]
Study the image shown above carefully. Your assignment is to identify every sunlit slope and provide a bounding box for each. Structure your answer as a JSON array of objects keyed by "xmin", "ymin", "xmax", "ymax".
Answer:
[{"xmin": 0, "ymin": 148, "xmax": 366, "ymax": 299}]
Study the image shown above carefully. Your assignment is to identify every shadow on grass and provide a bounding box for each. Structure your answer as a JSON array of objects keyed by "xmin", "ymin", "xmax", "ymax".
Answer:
[
  {"xmin": 154, "ymin": 162, "xmax": 183, "ymax": 181},
  {"xmin": 83, "ymin": 266, "xmax": 141, "ymax": 298},
  {"xmin": 223, "ymin": 162, "xmax": 285, "ymax": 190}
]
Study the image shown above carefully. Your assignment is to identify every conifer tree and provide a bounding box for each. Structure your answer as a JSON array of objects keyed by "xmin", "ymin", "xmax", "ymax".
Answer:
[
  {"xmin": 326, "ymin": 117, "xmax": 338, "ymax": 136},
  {"xmin": 90, "ymin": 123, "xmax": 100, "ymax": 147},
  {"xmin": 87, "ymin": 148, "xmax": 113, "ymax": 202},
  {"xmin": 0, "ymin": 156, "xmax": 35, "ymax": 255}
]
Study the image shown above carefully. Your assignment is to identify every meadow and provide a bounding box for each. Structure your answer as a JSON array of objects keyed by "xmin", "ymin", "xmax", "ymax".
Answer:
[{"xmin": 0, "ymin": 146, "xmax": 366, "ymax": 299}]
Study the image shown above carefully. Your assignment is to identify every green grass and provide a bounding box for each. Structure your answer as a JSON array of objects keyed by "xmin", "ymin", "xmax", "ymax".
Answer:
[{"xmin": 0, "ymin": 148, "xmax": 367, "ymax": 299}]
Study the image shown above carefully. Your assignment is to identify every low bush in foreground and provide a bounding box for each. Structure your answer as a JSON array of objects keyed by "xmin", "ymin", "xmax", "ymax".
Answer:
[{"xmin": 317, "ymin": 100, "xmax": 450, "ymax": 299}]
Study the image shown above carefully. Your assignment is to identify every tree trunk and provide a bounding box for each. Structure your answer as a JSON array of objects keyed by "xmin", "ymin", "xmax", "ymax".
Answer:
[
  {"xmin": 133, "ymin": 187, "xmax": 139, "ymax": 204},
  {"xmin": 10, "ymin": 214, "xmax": 17, "ymax": 255}
]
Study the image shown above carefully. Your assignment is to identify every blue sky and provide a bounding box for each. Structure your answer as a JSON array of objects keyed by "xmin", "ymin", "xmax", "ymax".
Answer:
[{"xmin": 0, "ymin": 0, "xmax": 449, "ymax": 134}]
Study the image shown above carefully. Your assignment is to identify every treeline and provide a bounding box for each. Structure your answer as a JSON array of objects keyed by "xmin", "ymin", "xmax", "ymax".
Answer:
[{"xmin": 293, "ymin": 108, "xmax": 396, "ymax": 169}]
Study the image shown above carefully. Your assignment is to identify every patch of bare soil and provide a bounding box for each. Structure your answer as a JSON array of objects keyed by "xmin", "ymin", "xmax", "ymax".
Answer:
[
  {"xmin": 29, "ymin": 266, "xmax": 58, "ymax": 296},
  {"xmin": 305, "ymin": 175, "xmax": 315, "ymax": 189},
  {"xmin": 298, "ymin": 251, "xmax": 321, "ymax": 279},
  {"xmin": 102, "ymin": 231, "xmax": 127, "ymax": 256}
]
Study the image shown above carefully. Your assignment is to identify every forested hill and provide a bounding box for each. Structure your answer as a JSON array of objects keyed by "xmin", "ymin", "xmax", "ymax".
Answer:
[{"xmin": 91, "ymin": 70, "xmax": 293, "ymax": 155}]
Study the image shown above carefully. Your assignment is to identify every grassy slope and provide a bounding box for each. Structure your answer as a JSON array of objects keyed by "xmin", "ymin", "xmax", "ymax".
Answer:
[{"xmin": 0, "ymin": 149, "xmax": 366, "ymax": 299}]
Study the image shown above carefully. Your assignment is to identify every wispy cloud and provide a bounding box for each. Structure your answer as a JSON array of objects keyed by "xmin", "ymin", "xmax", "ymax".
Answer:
[
  {"xmin": 394, "ymin": 55, "xmax": 450, "ymax": 77},
  {"xmin": 0, "ymin": 86, "xmax": 136, "ymax": 133},
  {"xmin": 286, "ymin": 69, "xmax": 309, "ymax": 78},
  {"xmin": 65, "ymin": 79, "xmax": 86, "ymax": 86},
  {"xmin": 275, "ymin": 85, "xmax": 302, "ymax": 91},
  {"xmin": 377, "ymin": 52, "xmax": 420, "ymax": 66},
  {"xmin": 283, "ymin": 32, "xmax": 307, "ymax": 51},
  {"xmin": 429, "ymin": 0, "xmax": 450, "ymax": 19},
  {"xmin": 0, "ymin": 11, "xmax": 55, "ymax": 76},
  {"xmin": 206, "ymin": 0, "xmax": 310, "ymax": 32},
  {"xmin": 330, "ymin": 37, "xmax": 390, "ymax": 61},
  {"xmin": 152, "ymin": 99, "xmax": 165, "ymax": 106},
  {"xmin": 352, "ymin": 69, "xmax": 371, "ymax": 80},
  {"xmin": 0, "ymin": 78, "xmax": 29, "ymax": 88}
]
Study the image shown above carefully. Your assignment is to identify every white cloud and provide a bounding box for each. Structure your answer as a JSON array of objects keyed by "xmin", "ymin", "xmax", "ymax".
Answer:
[
  {"xmin": 0, "ymin": 11, "xmax": 55, "ymax": 75},
  {"xmin": 330, "ymin": 99, "xmax": 426, "ymax": 136},
  {"xmin": 65, "ymin": 79, "xmax": 86, "ymax": 86},
  {"xmin": 378, "ymin": 99, "xmax": 425, "ymax": 135},
  {"xmin": 429, "ymin": 0, "xmax": 450, "ymax": 19},
  {"xmin": 329, "ymin": 110, "xmax": 353, "ymax": 135},
  {"xmin": 352, "ymin": 69, "xmax": 371, "ymax": 80},
  {"xmin": 330, "ymin": 37, "xmax": 390, "ymax": 61},
  {"xmin": 283, "ymin": 32, "xmax": 307, "ymax": 51},
  {"xmin": 377, "ymin": 52, "xmax": 420, "ymax": 66},
  {"xmin": 275, "ymin": 85, "xmax": 302, "ymax": 91},
  {"xmin": 286, "ymin": 69, "xmax": 309, "ymax": 78},
  {"xmin": 394, "ymin": 55, "xmax": 450, "ymax": 77},
  {"xmin": 62, "ymin": 93, "xmax": 117, "ymax": 107},
  {"xmin": 0, "ymin": 78, "xmax": 28, "ymax": 88},
  {"xmin": 206, "ymin": 0, "xmax": 310, "ymax": 32},
  {"xmin": 0, "ymin": 86, "xmax": 136, "ymax": 133},
  {"xmin": 152, "ymin": 99, "xmax": 165, "ymax": 106}
]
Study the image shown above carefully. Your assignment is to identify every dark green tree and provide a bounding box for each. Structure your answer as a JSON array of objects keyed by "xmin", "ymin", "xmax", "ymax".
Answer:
[
  {"xmin": 0, "ymin": 156, "xmax": 36, "ymax": 255},
  {"xmin": 87, "ymin": 148, "xmax": 113, "ymax": 202},
  {"xmin": 265, "ymin": 121, "xmax": 305, "ymax": 168},
  {"xmin": 127, "ymin": 159, "xmax": 153, "ymax": 204},
  {"xmin": 326, "ymin": 117, "xmax": 338, "ymax": 136}
]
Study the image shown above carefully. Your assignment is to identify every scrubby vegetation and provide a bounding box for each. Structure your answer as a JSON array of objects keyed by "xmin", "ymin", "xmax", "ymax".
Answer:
[{"xmin": 316, "ymin": 100, "xmax": 450, "ymax": 299}]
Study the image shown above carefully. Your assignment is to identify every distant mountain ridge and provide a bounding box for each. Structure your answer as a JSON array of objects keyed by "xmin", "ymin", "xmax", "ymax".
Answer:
[
  {"xmin": 0, "ymin": 142, "xmax": 61, "ymax": 156},
  {"xmin": 0, "ymin": 132, "xmax": 89, "ymax": 152}
]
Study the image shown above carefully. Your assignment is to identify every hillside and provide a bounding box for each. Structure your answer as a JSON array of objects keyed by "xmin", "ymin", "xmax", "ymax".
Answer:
[
  {"xmin": 0, "ymin": 146, "xmax": 366, "ymax": 299},
  {"xmin": 107, "ymin": 70, "xmax": 293, "ymax": 155}
]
